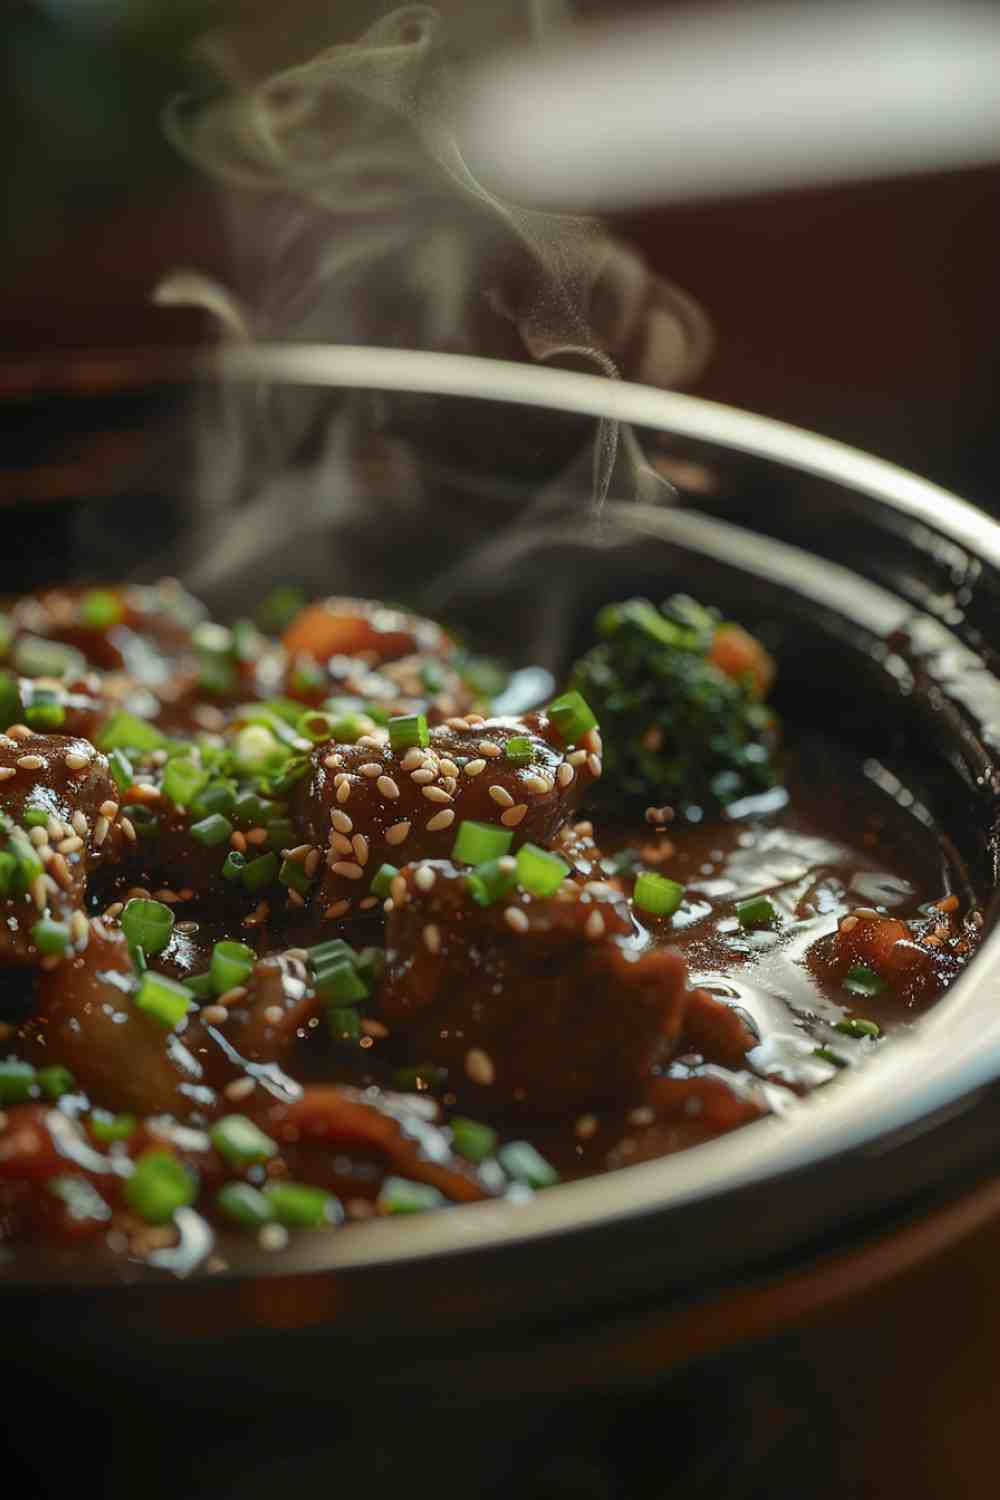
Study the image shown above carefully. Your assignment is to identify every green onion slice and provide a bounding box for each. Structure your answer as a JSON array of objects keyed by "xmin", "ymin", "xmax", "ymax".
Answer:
[
  {"xmin": 516, "ymin": 843, "xmax": 569, "ymax": 898},
  {"xmin": 209, "ymin": 1114, "xmax": 277, "ymax": 1167},
  {"xmin": 210, "ymin": 940, "xmax": 255, "ymax": 996},
  {"xmin": 634, "ymin": 872, "xmax": 685, "ymax": 918},
  {"xmin": 465, "ymin": 856, "xmax": 518, "ymax": 908},
  {"xmin": 124, "ymin": 1150, "xmax": 197, "ymax": 1224},
  {"xmin": 121, "ymin": 898, "xmax": 174, "ymax": 958},
  {"xmin": 388, "ymin": 713, "xmax": 429, "ymax": 752},
  {"xmin": 843, "ymin": 964, "xmax": 887, "ymax": 998},
  {"xmin": 546, "ymin": 690, "xmax": 597, "ymax": 746},
  {"xmin": 736, "ymin": 895, "xmax": 779, "ymax": 931},
  {"xmin": 134, "ymin": 971, "xmax": 192, "ymax": 1029},
  {"xmin": 451, "ymin": 820, "xmax": 513, "ymax": 866},
  {"xmin": 376, "ymin": 1176, "xmax": 446, "ymax": 1214}
]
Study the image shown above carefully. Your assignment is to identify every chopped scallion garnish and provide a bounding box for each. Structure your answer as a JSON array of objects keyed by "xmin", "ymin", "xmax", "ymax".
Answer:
[
  {"xmin": 36, "ymin": 1065, "xmax": 75, "ymax": 1100},
  {"xmin": 546, "ymin": 690, "xmax": 597, "ymax": 746},
  {"xmin": 843, "ymin": 964, "xmax": 887, "ymax": 998},
  {"xmin": 465, "ymin": 856, "xmax": 518, "ymax": 908},
  {"xmin": 134, "ymin": 971, "xmax": 192, "ymax": 1029},
  {"xmin": 263, "ymin": 1181, "xmax": 339, "ymax": 1228},
  {"xmin": 124, "ymin": 1151, "xmax": 197, "ymax": 1224},
  {"xmin": 0, "ymin": 1059, "xmax": 37, "ymax": 1103},
  {"xmin": 209, "ymin": 1115, "xmax": 277, "ymax": 1167},
  {"xmin": 190, "ymin": 813, "xmax": 234, "ymax": 847},
  {"xmin": 834, "ymin": 1016, "xmax": 882, "ymax": 1038},
  {"xmin": 121, "ymin": 898, "xmax": 174, "ymax": 958},
  {"xmin": 210, "ymin": 940, "xmax": 255, "ymax": 996},
  {"xmin": 216, "ymin": 1181, "xmax": 274, "ymax": 1227},
  {"xmin": 376, "ymin": 1176, "xmax": 445, "ymax": 1214},
  {"xmin": 451, "ymin": 820, "xmax": 513, "ymax": 866},
  {"xmin": 634, "ymin": 872, "xmax": 685, "ymax": 919},
  {"xmin": 504, "ymin": 736, "xmax": 535, "ymax": 765},
  {"xmin": 31, "ymin": 918, "xmax": 71, "ymax": 957},
  {"xmin": 497, "ymin": 1141, "xmax": 559, "ymax": 1188},
  {"xmin": 388, "ymin": 713, "xmax": 429, "ymax": 752},
  {"xmin": 80, "ymin": 590, "xmax": 123, "ymax": 630},
  {"xmin": 450, "ymin": 1118, "xmax": 498, "ymax": 1164},
  {"xmin": 369, "ymin": 863, "xmax": 398, "ymax": 899},
  {"xmin": 516, "ymin": 843, "xmax": 569, "ymax": 898},
  {"xmin": 736, "ymin": 895, "xmax": 779, "ymax": 931}
]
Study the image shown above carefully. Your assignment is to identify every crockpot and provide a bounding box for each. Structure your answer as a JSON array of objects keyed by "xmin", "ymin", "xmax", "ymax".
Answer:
[{"xmin": 3, "ymin": 347, "xmax": 1000, "ymax": 1493}]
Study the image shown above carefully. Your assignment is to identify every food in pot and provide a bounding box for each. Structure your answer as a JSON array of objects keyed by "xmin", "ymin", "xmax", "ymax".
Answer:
[{"xmin": 0, "ymin": 583, "xmax": 983, "ymax": 1267}]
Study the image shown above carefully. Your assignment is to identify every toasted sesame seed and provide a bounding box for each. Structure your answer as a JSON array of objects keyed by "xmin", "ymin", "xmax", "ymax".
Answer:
[
  {"xmin": 377, "ymin": 775, "xmax": 400, "ymax": 800},
  {"xmin": 556, "ymin": 763, "xmax": 575, "ymax": 788},
  {"xmin": 6, "ymin": 724, "xmax": 32, "ymax": 740},
  {"xmin": 853, "ymin": 907, "xmax": 879, "ymax": 919},
  {"xmin": 30, "ymin": 875, "xmax": 48, "ymax": 910},
  {"xmin": 500, "ymin": 804, "xmax": 528, "ymax": 828},
  {"xmin": 645, "ymin": 805, "xmax": 673, "ymax": 826},
  {"xmin": 263, "ymin": 1005, "xmax": 284, "ymax": 1027},
  {"xmin": 259, "ymin": 1223, "xmax": 289, "ymax": 1252},
  {"xmin": 439, "ymin": 759, "xmax": 460, "ymax": 778},
  {"xmin": 504, "ymin": 906, "xmax": 529, "ymax": 933},
  {"xmin": 323, "ymin": 752, "xmax": 344, "ymax": 770},
  {"xmin": 16, "ymin": 754, "xmax": 45, "ymax": 770},
  {"xmin": 465, "ymin": 1048, "xmax": 495, "ymax": 1086},
  {"xmin": 385, "ymin": 821, "xmax": 411, "ymax": 847},
  {"xmin": 202, "ymin": 1005, "xmax": 229, "ymax": 1026},
  {"xmin": 120, "ymin": 817, "xmax": 137, "ymax": 844},
  {"xmin": 463, "ymin": 758, "xmax": 486, "ymax": 777},
  {"xmin": 359, "ymin": 762, "xmax": 382, "ymax": 778},
  {"xmin": 422, "ymin": 785, "xmax": 452, "ymax": 804},
  {"xmin": 153, "ymin": 889, "xmax": 181, "ymax": 905},
  {"xmin": 49, "ymin": 854, "xmax": 73, "ymax": 889},
  {"xmin": 71, "ymin": 811, "xmax": 88, "ymax": 837},
  {"xmin": 99, "ymin": 801, "xmax": 119, "ymax": 820},
  {"xmin": 585, "ymin": 910, "xmax": 606, "ymax": 940},
  {"xmin": 478, "ymin": 740, "xmax": 502, "ymax": 758},
  {"xmin": 324, "ymin": 900, "xmax": 351, "ymax": 919},
  {"xmin": 330, "ymin": 860, "xmax": 364, "ymax": 881},
  {"xmin": 584, "ymin": 881, "xmax": 614, "ymax": 899},
  {"xmin": 225, "ymin": 1077, "xmax": 256, "ymax": 1102},
  {"xmin": 360, "ymin": 1017, "xmax": 389, "ymax": 1039},
  {"xmin": 0, "ymin": 767, "xmax": 15, "ymax": 783},
  {"xmin": 415, "ymin": 865, "xmax": 436, "ymax": 892},
  {"xmin": 411, "ymin": 767, "xmax": 435, "ymax": 785},
  {"xmin": 357, "ymin": 734, "xmax": 386, "ymax": 749},
  {"xmin": 56, "ymin": 836, "xmax": 83, "ymax": 855},
  {"xmin": 64, "ymin": 752, "xmax": 89, "ymax": 771},
  {"xmin": 390, "ymin": 873, "xmax": 408, "ymax": 904},
  {"xmin": 489, "ymin": 784, "xmax": 514, "ymax": 808},
  {"xmin": 426, "ymin": 809, "xmax": 455, "ymax": 832},
  {"xmin": 28, "ymin": 826, "xmax": 48, "ymax": 848},
  {"xmin": 103, "ymin": 902, "xmax": 124, "ymax": 919},
  {"xmin": 575, "ymin": 1114, "xmax": 599, "ymax": 1139},
  {"xmin": 567, "ymin": 749, "xmax": 588, "ymax": 767},
  {"xmin": 336, "ymin": 781, "xmax": 352, "ymax": 804},
  {"xmin": 330, "ymin": 810, "xmax": 353, "ymax": 834},
  {"xmin": 330, "ymin": 832, "xmax": 353, "ymax": 856},
  {"xmin": 69, "ymin": 910, "xmax": 89, "ymax": 947},
  {"xmin": 401, "ymin": 747, "xmax": 426, "ymax": 771},
  {"xmin": 423, "ymin": 923, "xmax": 441, "ymax": 954},
  {"xmin": 358, "ymin": 896, "xmax": 378, "ymax": 910},
  {"xmin": 466, "ymin": 714, "xmax": 486, "ymax": 726},
  {"xmin": 352, "ymin": 834, "xmax": 370, "ymax": 866},
  {"xmin": 285, "ymin": 844, "xmax": 311, "ymax": 862},
  {"xmin": 446, "ymin": 717, "xmax": 470, "ymax": 731},
  {"xmin": 523, "ymin": 774, "xmax": 552, "ymax": 795},
  {"xmin": 587, "ymin": 754, "xmax": 602, "ymax": 777},
  {"xmin": 304, "ymin": 848, "xmax": 321, "ymax": 879},
  {"xmin": 839, "ymin": 915, "xmax": 859, "ymax": 932}
]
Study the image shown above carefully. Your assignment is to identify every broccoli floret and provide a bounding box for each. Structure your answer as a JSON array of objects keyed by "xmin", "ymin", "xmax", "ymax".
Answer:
[{"xmin": 569, "ymin": 595, "xmax": 780, "ymax": 815}]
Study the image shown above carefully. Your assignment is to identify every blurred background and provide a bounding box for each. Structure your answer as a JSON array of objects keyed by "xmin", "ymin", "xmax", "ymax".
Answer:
[{"xmin": 4, "ymin": 1, "xmax": 1000, "ymax": 1496}]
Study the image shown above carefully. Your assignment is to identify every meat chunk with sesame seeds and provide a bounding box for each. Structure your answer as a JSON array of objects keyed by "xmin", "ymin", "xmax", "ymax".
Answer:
[
  {"xmin": 290, "ymin": 710, "xmax": 600, "ymax": 921},
  {"xmin": 379, "ymin": 859, "xmax": 689, "ymax": 1117},
  {"xmin": 0, "ymin": 732, "xmax": 127, "ymax": 964}
]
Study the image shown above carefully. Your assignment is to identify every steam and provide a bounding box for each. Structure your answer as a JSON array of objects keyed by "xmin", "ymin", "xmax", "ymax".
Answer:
[{"xmin": 152, "ymin": 4, "xmax": 711, "ymax": 620}]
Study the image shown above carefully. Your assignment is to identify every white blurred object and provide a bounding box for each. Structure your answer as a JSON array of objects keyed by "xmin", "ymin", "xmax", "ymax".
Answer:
[{"xmin": 458, "ymin": 1, "xmax": 1000, "ymax": 209}]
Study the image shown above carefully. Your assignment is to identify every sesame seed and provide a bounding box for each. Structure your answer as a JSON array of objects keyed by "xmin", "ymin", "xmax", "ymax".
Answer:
[
  {"xmin": 71, "ymin": 811, "xmax": 88, "ymax": 837},
  {"xmin": 390, "ymin": 874, "xmax": 408, "ymax": 903},
  {"xmin": 49, "ymin": 854, "xmax": 73, "ymax": 890},
  {"xmin": 446, "ymin": 718, "xmax": 470, "ymax": 731},
  {"xmin": 56, "ymin": 836, "xmax": 83, "ymax": 855},
  {"xmin": 587, "ymin": 754, "xmax": 603, "ymax": 777},
  {"xmin": 351, "ymin": 834, "xmax": 370, "ymax": 866},
  {"xmin": 411, "ymin": 767, "xmax": 435, "ymax": 784},
  {"xmin": 0, "ymin": 767, "xmax": 15, "ymax": 783},
  {"xmin": 216, "ymin": 986, "xmax": 249, "ymax": 1008},
  {"xmin": 360, "ymin": 1018, "xmax": 389, "ymax": 1039},
  {"xmin": 465, "ymin": 1048, "xmax": 495, "ymax": 1086},
  {"xmin": 336, "ymin": 781, "xmax": 352, "ymax": 804},
  {"xmin": 567, "ymin": 749, "xmax": 588, "ymax": 766},
  {"xmin": 263, "ymin": 1005, "xmax": 284, "ymax": 1026},
  {"xmin": 330, "ymin": 810, "xmax": 353, "ymax": 834},
  {"xmin": 6, "ymin": 724, "xmax": 32, "ymax": 740},
  {"xmin": 439, "ymin": 759, "xmax": 460, "ymax": 778},
  {"xmin": 16, "ymin": 754, "xmax": 45, "ymax": 771},
  {"xmin": 358, "ymin": 896, "xmax": 378, "ymax": 910},
  {"xmin": 523, "ymin": 774, "xmax": 552, "ymax": 795},
  {"xmin": 441, "ymin": 776, "xmax": 457, "ymax": 795},
  {"xmin": 585, "ymin": 911, "xmax": 606, "ymax": 939},
  {"xmin": 556, "ymin": 763, "xmax": 575, "ymax": 788},
  {"xmin": 504, "ymin": 906, "xmax": 529, "ymax": 933},
  {"xmin": 426, "ymin": 809, "xmax": 455, "ymax": 832},
  {"xmin": 259, "ymin": 1223, "xmax": 289, "ymax": 1252},
  {"xmin": 401, "ymin": 748, "xmax": 425, "ymax": 771},
  {"xmin": 103, "ymin": 902, "xmax": 124, "ymax": 919},
  {"xmin": 285, "ymin": 844, "xmax": 311, "ymax": 862},
  {"xmin": 584, "ymin": 881, "xmax": 614, "ymax": 898},
  {"xmin": 478, "ymin": 740, "xmax": 502, "ymax": 758},
  {"xmin": 64, "ymin": 752, "xmax": 89, "ymax": 771},
  {"xmin": 323, "ymin": 752, "xmax": 343, "ymax": 770},
  {"xmin": 423, "ymin": 923, "xmax": 441, "ymax": 954},
  {"xmin": 629, "ymin": 1106, "xmax": 655, "ymax": 1127},
  {"xmin": 377, "ymin": 775, "xmax": 400, "ymax": 800},
  {"xmin": 422, "ymin": 785, "xmax": 451, "ymax": 804},
  {"xmin": 30, "ymin": 875, "xmax": 48, "ymax": 909},
  {"xmin": 230, "ymin": 830, "xmax": 247, "ymax": 852},
  {"xmin": 359, "ymin": 763, "xmax": 382, "ymax": 778},
  {"xmin": 330, "ymin": 832, "xmax": 354, "ymax": 856},
  {"xmin": 463, "ymin": 758, "xmax": 486, "ymax": 777},
  {"xmin": 385, "ymin": 821, "xmax": 411, "ymax": 846},
  {"xmin": 304, "ymin": 848, "xmax": 321, "ymax": 879},
  {"xmin": 357, "ymin": 734, "xmax": 385, "ymax": 750},
  {"xmin": 99, "ymin": 801, "xmax": 119, "ymax": 820},
  {"xmin": 153, "ymin": 889, "xmax": 181, "ymax": 905},
  {"xmin": 69, "ymin": 910, "xmax": 89, "ymax": 947},
  {"xmin": 202, "ymin": 1005, "xmax": 229, "ymax": 1026},
  {"xmin": 415, "ymin": 865, "xmax": 436, "ymax": 892},
  {"xmin": 489, "ymin": 784, "xmax": 514, "ymax": 808},
  {"xmin": 575, "ymin": 1114, "xmax": 598, "ymax": 1139},
  {"xmin": 324, "ymin": 900, "xmax": 351, "ymax": 919},
  {"xmin": 330, "ymin": 861, "xmax": 364, "ymax": 881},
  {"xmin": 839, "ymin": 915, "xmax": 859, "ymax": 932},
  {"xmin": 500, "ymin": 804, "xmax": 528, "ymax": 828},
  {"xmin": 176, "ymin": 920, "xmax": 199, "ymax": 935},
  {"xmin": 28, "ymin": 826, "xmax": 48, "ymax": 848},
  {"xmin": 853, "ymin": 907, "xmax": 879, "ymax": 919},
  {"xmin": 120, "ymin": 817, "xmax": 137, "ymax": 843}
]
